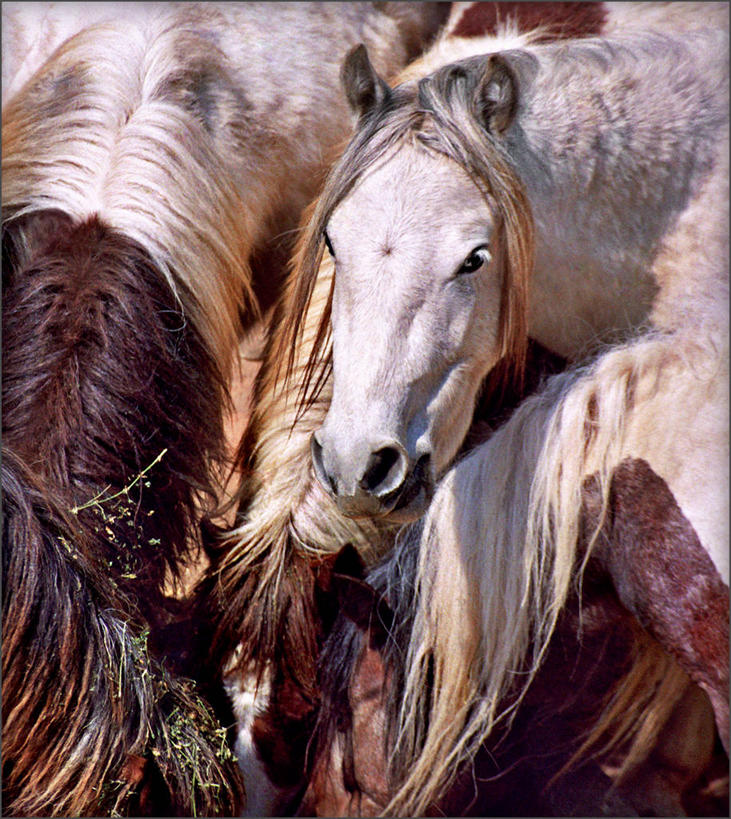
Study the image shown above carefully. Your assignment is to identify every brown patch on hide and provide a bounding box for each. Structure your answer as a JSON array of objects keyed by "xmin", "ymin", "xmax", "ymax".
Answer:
[
  {"xmin": 347, "ymin": 643, "xmax": 393, "ymax": 813},
  {"xmin": 451, "ymin": 2, "xmax": 607, "ymax": 41},
  {"xmin": 585, "ymin": 457, "xmax": 730, "ymax": 750},
  {"xmin": 300, "ymin": 572, "xmax": 394, "ymax": 818}
]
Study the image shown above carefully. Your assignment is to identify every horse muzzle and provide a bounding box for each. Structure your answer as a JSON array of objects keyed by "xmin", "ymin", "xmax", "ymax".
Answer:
[{"xmin": 310, "ymin": 432, "xmax": 433, "ymax": 522}]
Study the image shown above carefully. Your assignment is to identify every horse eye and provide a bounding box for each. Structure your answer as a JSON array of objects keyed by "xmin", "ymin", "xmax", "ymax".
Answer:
[
  {"xmin": 323, "ymin": 231, "xmax": 335, "ymax": 257},
  {"xmin": 455, "ymin": 246, "xmax": 489, "ymax": 276}
]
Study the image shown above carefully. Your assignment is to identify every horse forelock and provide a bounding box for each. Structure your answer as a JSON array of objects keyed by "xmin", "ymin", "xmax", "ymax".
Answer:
[{"xmin": 416, "ymin": 58, "xmax": 534, "ymax": 382}]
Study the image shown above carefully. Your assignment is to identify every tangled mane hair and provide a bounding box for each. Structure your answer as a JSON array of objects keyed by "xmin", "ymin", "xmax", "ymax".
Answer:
[
  {"xmin": 270, "ymin": 54, "xmax": 534, "ymax": 416},
  {"xmin": 2, "ymin": 210, "xmax": 226, "ymax": 613},
  {"xmin": 2, "ymin": 446, "xmax": 245, "ymax": 817},
  {"xmin": 1, "ymin": 209, "xmax": 247, "ymax": 815},
  {"xmin": 310, "ymin": 518, "xmax": 702, "ymax": 817}
]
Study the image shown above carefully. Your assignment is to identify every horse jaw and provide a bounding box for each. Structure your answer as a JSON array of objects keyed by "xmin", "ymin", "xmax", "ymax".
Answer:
[{"xmin": 313, "ymin": 143, "xmax": 502, "ymax": 519}]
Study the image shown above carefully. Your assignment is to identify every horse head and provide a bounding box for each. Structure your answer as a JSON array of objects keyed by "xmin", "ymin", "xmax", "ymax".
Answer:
[{"xmin": 308, "ymin": 45, "xmax": 533, "ymax": 521}]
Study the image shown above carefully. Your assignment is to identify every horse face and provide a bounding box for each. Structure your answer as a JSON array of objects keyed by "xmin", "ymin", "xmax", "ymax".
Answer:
[{"xmin": 311, "ymin": 144, "xmax": 503, "ymax": 522}]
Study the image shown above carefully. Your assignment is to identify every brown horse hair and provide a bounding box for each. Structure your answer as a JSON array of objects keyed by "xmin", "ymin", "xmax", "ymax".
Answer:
[
  {"xmin": 2, "ymin": 447, "xmax": 244, "ymax": 817},
  {"xmin": 268, "ymin": 55, "xmax": 534, "ymax": 426},
  {"xmin": 3, "ymin": 210, "xmax": 228, "ymax": 604},
  {"xmin": 449, "ymin": 1, "xmax": 608, "ymax": 42},
  {"xmin": 2, "ymin": 210, "xmax": 244, "ymax": 814}
]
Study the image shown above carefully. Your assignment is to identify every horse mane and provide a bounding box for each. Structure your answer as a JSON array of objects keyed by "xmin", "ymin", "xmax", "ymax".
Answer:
[
  {"xmin": 200, "ymin": 207, "xmax": 395, "ymax": 687},
  {"xmin": 268, "ymin": 57, "xmax": 534, "ymax": 421},
  {"xmin": 1, "ymin": 204, "xmax": 241, "ymax": 811},
  {"xmin": 1, "ymin": 7, "xmax": 261, "ymax": 649},
  {"xmin": 3, "ymin": 209, "xmax": 226, "ymax": 607},
  {"xmin": 1, "ymin": 445, "xmax": 245, "ymax": 816},
  {"xmin": 385, "ymin": 323, "xmax": 725, "ymax": 815},
  {"xmin": 1, "ymin": 17, "xmax": 256, "ymax": 377}
]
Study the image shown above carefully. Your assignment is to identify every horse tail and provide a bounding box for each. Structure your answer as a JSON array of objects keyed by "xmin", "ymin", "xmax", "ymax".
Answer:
[
  {"xmin": 1, "ymin": 446, "xmax": 245, "ymax": 817},
  {"xmin": 386, "ymin": 325, "xmax": 726, "ymax": 815}
]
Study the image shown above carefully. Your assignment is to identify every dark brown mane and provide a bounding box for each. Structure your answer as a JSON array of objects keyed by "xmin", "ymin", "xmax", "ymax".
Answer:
[
  {"xmin": 3, "ymin": 210, "xmax": 226, "ymax": 610},
  {"xmin": 2, "ymin": 446, "xmax": 244, "ymax": 817},
  {"xmin": 2, "ymin": 209, "xmax": 243, "ymax": 814}
]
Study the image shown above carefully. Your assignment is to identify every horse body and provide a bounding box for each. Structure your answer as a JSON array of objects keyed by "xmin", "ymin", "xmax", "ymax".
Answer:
[
  {"xmin": 304, "ymin": 541, "xmax": 727, "ymax": 817},
  {"xmin": 2, "ymin": 3, "xmax": 449, "ymax": 814},
  {"xmin": 513, "ymin": 33, "xmax": 728, "ymax": 355}
]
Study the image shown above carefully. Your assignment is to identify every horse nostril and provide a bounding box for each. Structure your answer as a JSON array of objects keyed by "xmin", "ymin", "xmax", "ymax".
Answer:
[
  {"xmin": 311, "ymin": 433, "xmax": 336, "ymax": 494},
  {"xmin": 360, "ymin": 446, "xmax": 405, "ymax": 496}
]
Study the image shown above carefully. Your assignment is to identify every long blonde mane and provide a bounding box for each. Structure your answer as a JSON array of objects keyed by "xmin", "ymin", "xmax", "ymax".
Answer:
[{"xmin": 386, "ymin": 315, "xmax": 728, "ymax": 815}]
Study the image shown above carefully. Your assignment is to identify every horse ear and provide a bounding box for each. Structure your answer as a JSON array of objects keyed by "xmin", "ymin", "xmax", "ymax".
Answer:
[
  {"xmin": 476, "ymin": 53, "xmax": 518, "ymax": 134},
  {"xmin": 341, "ymin": 44, "xmax": 392, "ymax": 120}
]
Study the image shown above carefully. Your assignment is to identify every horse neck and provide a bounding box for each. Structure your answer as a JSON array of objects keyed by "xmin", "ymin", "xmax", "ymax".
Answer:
[{"xmin": 506, "ymin": 32, "xmax": 728, "ymax": 358}]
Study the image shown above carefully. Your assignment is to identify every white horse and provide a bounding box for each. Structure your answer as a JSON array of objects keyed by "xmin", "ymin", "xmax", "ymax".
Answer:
[
  {"xmin": 222, "ymin": 0, "xmax": 729, "ymax": 582},
  {"xmin": 212, "ymin": 4, "xmax": 728, "ymax": 815},
  {"xmin": 291, "ymin": 22, "xmax": 728, "ymax": 816},
  {"xmin": 308, "ymin": 26, "xmax": 728, "ymax": 518}
]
